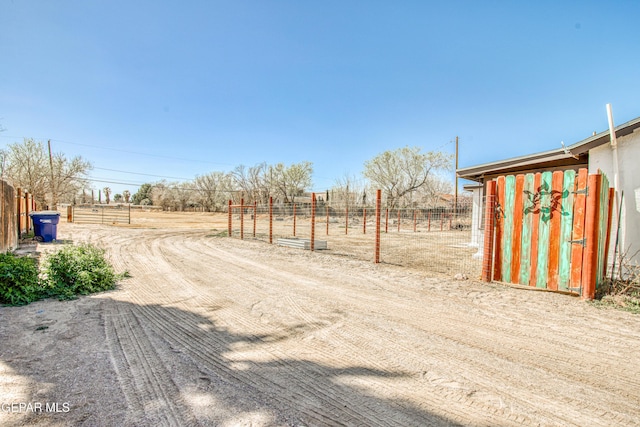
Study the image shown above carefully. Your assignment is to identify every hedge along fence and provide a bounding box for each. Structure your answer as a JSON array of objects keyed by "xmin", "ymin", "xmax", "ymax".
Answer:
[{"xmin": 227, "ymin": 191, "xmax": 481, "ymax": 277}]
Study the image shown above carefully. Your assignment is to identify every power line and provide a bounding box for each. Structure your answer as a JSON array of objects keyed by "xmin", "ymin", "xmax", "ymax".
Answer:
[
  {"xmin": 92, "ymin": 166, "xmax": 192, "ymax": 181},
  {"xmin": 0, "ymin": 135, "xmax": 235, "ymax": 167}
]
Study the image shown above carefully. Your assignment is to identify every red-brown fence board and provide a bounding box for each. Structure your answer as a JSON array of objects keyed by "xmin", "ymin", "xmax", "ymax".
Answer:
[
  {"xmin": 511, "ymin": 174, "xmax": 525, "ymax": 284},
  {"xmin": 546, "ymin": 170, "xmax": 565, "ymax": 291},
  {"xmin": 570, "ymin": 169, "xmax": 588, "ymax": 292},
  {"xmin": 493, "ymin": 176, "xmax": 505, "ymax": 281}
]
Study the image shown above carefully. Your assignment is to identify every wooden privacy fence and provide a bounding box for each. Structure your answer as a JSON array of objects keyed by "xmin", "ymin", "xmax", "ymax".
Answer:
[
  {"xmin": 1, "ymin": 180, "xmax": 18, "ymax": 251},
  {"xmin": 0, "ymin": 183, "xmax": 37, "ymax": 251},
  {"xmin": 70, "ymin": 205, "xmax": 131, "ymax": 224},
  {"xmin": 15, "ymin": 188, "xmax": 36, "ymax": 236},
  {"xmin": 482, "ymin": 168, "xmax": 614, "ymax": 300}
]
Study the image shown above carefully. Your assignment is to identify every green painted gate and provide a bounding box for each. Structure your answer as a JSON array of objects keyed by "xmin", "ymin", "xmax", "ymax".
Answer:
[{"xmin": 486, "ymin": 168, "xmax": 614, "ymax": 299}]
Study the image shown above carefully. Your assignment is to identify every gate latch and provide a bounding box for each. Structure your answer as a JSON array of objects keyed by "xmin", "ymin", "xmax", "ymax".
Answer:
[{"xmin": 568, "ymin": 238, "xmax": 586, "ymax": 247}]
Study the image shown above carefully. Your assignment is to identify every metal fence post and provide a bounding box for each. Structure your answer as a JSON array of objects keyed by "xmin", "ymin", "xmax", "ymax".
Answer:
[
  {"xmin": 228, "ymin": 200, "xmax": 232, "ymax": 237},
  {"xmin": 269, "ymin": 197, "xmax": 273, "ymax": 244},
  {"xmin": 375, "ymin": 189, "xmax": 381, "ymax": 263},
  {"xmin": 311, "ymin": 193, "xmax": 316, "ymax": 251}
]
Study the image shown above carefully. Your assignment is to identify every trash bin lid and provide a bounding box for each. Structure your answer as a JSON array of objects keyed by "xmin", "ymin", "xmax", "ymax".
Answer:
[{"xmin": 29, "ymin": 211, "xmax": 61, "ymax": 216}]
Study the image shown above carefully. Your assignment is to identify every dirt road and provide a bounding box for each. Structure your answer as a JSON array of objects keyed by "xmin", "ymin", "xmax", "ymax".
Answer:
[{"xmin": 1, "ymin": 216, "xmax": 640, "ymax": 426}]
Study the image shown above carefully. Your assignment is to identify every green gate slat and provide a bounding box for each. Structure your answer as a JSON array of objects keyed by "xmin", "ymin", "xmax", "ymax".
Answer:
[
  {"xmin": 536, "ymin": 171, "xmax": 553, "ymax": 288},
  {"xmin": 519, "ymin": 173, "xmax": 535, "ymax": 286},
  {"xmin": 596, "ymin": 173, "xmax": 610, "ymax": 287},
  {"xmin": 502, "ymin": 175, "xmax": 516, "ymax": 282},
  {"xmin": 558, "ymin": 170, "xmax": 576, "ymax": 290}
]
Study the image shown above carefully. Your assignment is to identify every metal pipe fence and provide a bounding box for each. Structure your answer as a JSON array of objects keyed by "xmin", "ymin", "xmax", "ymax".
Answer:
[{"xmin": 228, "ymin": 194, "xmax": 481, "ymax": 277}]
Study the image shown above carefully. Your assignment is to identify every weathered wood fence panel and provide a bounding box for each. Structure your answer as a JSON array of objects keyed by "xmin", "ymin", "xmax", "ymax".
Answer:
[
  {"xmin": 488, "ymin": 168, "xmax": 613, "ymax": 299},
  {"xmin": 1, "ymin": 180, "xmax": 17, "ymax": 251}
]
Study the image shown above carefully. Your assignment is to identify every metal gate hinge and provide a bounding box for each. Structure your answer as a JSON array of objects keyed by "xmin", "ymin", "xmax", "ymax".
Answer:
[{"xmin": 568, "ymin": 238, "xmax": 586, "ymax": 247}]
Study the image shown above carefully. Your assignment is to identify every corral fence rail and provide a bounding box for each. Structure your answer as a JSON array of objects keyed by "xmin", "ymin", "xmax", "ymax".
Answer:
[
  {"xmin": 228, "ymin": 191, "xmax": 481, "ymax": 277},
  {"xmin": 71, "ymin": 205, "xmax": 131, "ymax": 225}
]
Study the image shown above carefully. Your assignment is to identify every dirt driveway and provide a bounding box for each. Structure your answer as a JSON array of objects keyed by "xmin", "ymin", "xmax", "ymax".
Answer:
[{"xmin": 1, "ymin": 213, "xmax": 639, "ymax": 426}]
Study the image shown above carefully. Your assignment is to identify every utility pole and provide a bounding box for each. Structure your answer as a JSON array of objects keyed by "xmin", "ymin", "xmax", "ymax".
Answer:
[
  {"xmin": 454, "ymin": 136, "xmax": 459, "ymax": 215},
  {"xmin": 48, "ymin": 139, "xmax": 56, "ymax": 209}
]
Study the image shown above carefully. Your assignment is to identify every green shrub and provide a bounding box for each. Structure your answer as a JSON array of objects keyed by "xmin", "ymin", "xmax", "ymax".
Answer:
[
  {"xmin": 42, "ymin": 243, "xmax": 123, "ymax": 300},
  {"xmin": 0, "ymin": 252, "xmax": 41, "ymax": 305}
]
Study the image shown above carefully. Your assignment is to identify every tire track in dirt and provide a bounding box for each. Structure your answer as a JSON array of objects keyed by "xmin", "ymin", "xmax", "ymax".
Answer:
[
  {"xmin": 187, "ymin": 236, "xmax": 640, "ymax": 425},
  {"xmin": 139, "ymin": 236, "xmax": 436, "ymax": 423},
  {"xmin": 64, "ymin": 223, "xmax": 640, "ymax": 426},
  {"xmin": 104, "ymin": 300, "xmax": 199, "ymax": 426},
  {"xmin": 149, "ymin": 236, "xmax": 552, "ymax": 425},
  {"xmin": 101, "ymin": 230, "xmax": 424, "ymax": 425}
]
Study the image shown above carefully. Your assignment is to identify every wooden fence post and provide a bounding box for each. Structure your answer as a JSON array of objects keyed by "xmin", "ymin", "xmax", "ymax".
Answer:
[
  {"xmin": 482, "ymin": 180, "xmax": 497, "ymax": 282},
  {"xmin": 375, "ymin": 190, "xmax": 381, "ymax": 263},
  {"xmin": 16, "ymin": 188, "xmax": 22, "ymax": 235},
  {"xmin": 397, "ymin": 209, "xmax": 400, "ymax": 232},
  {"xmin": 293, "ymin": 203, "xmax": 297, "ymax": 237}
]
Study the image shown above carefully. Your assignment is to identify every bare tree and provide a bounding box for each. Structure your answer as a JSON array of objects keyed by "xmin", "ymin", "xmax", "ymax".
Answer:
[
  {"xmin": 231, "ymin": 163, "xmax": 273, "ymax": 203},
  {"xmin": 4, "ymin": 138, "xmax": 91, "ymax": 208},
  {"xmin": 270, "ymin": 161, "xmax": 313, "ymax": 203},
  {"xmin": 122, "ymin": 190, "xmax": 131, "ymax": 203},
  {"xmin": 173, "ymin": 182, "xmax": 194, "ymax": 211},
  {"xmin": 363, "ymin": 146, "xmax": 452, "ymax": 208},
  {"xmin": 194, "ymin": 171, "xmax": 233, "ymax": 212},
  {"xmin": 330, "ymin": 174, "xmax": 369, "ymax": 209}
]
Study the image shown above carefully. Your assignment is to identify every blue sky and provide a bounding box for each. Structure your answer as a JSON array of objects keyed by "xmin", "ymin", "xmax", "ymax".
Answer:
[{"xmin": 1, "ymin": 0, "xmax": 639, "ymax": 196}]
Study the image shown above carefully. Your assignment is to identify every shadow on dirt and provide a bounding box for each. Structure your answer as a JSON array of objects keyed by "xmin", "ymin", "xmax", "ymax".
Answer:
[{"xmin": 0, "ymin": 296, "xmax": 463, "ymax": 426}]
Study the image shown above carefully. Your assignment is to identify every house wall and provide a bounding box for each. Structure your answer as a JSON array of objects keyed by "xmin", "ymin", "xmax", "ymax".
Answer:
[{"xmin": 589, "ymin": 128, "xmax": 640, "ymax": 267}]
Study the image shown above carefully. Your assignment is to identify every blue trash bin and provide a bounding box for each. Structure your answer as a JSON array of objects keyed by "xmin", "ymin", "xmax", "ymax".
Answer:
[{"xmin": 29, "ymin": 211, "xmax": 61, "ymax": 242}]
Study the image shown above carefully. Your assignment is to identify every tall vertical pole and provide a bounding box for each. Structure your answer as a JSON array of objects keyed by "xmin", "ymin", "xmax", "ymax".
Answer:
[
  {"xmin": 253, "ymin": 200, "xmax": 257, "ymax": 237},
  {"xmin": 48, "ymin": 139, "xmax": 56, "ymax": 209},
  {"xmin": 455, "ymin": 136, "xmax": 459, "ymax": 216},
  {"xmin": 375, "ymin": 189, "xmax": 381, "ymax": 263},
  {"xmin": 293, "ymin": 203, "xmax": 296, "ymax": 237},
  {"xmin": 310, "ymin": 193, "xmax": 316, "ymax": 251}
]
